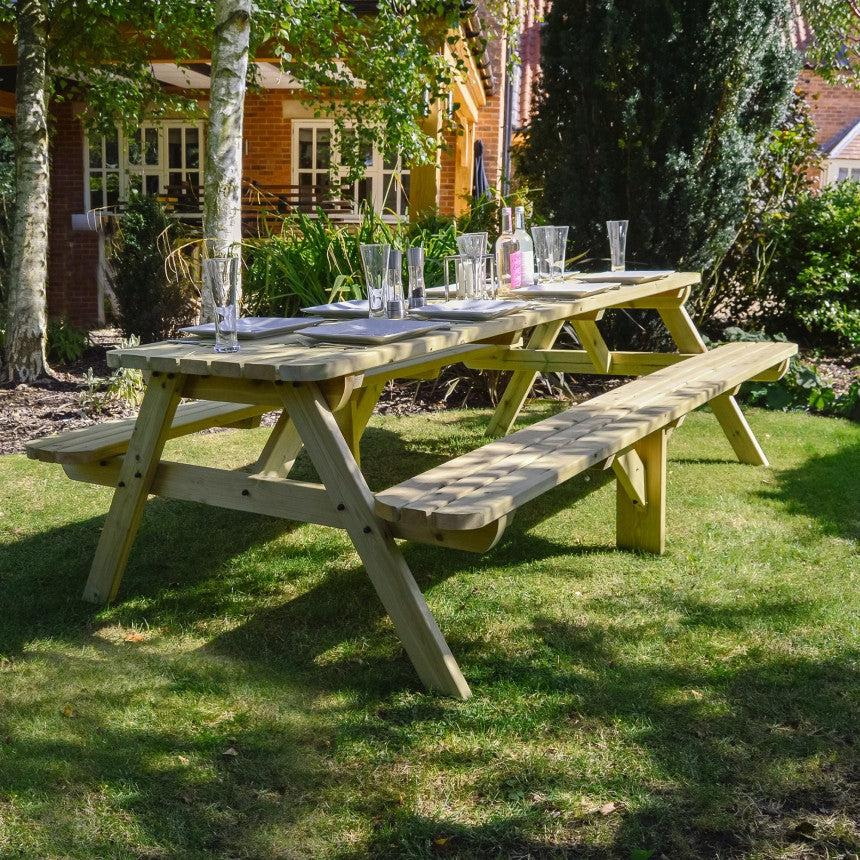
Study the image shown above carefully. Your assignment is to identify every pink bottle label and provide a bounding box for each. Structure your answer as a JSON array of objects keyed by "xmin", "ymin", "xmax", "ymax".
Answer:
[{"xmin": 509, "ymin": 251, "xmax": 523, "ymax": 289}]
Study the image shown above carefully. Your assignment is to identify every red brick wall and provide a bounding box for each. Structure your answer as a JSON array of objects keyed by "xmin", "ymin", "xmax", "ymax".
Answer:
[
  {"xmin": 438, "ymin": 129, "xmax": 457, "ymax": 214},
  {"xmin": 48, "ymin": 101, "xmax": 100, "ymax": 327},
  {"xmin": 797, "ymin": 69, "xmax": 860, "ymax": 148},
  {"xmin": 242, "ymin": 90, "xmax": 292, "ymax": 184},
  {"xmin": 475, "ymin": 36, "xmax": 506, "ymax": 189}
]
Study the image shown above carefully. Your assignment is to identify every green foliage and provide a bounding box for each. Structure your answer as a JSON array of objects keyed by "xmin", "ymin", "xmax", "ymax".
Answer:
[
  {"xmin": 79, "ymin": 336, "xmax": 145, "ymax": 414},
  {"xmin": 109, "ymin": 196, "xmax": 195, "ymax": 343},
  {"xmin": 242, "ymin": 192, "xmax": 532, "ymax": 317},
  {"xmin": 705, "ymin": 94, "xmax": 822, "ymax": 323},
  {"xmin": 46, "ymin": 318, "xmax": 88, "ymax": 365},
  {"xmin": 722, "ymin": 326, "xmax": 858, "ymax": 418},
  {"xmin": 759, "ymin": 182, "xmax": 860, "ymax": 347},
  {"xmin": 794, "ymin": 0, "xmax": 860, "ymax": 85},
  {"xmin": 518, "ymin": 0, "xmax": 798, "ymax": 276}
]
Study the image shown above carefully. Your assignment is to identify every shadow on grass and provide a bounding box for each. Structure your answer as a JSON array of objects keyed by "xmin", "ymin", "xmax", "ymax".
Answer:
[
  {"xmin": 339, "ymin": 620, "xmax": 859, "ymax": 859},
  {"xmin": 2, "ymin": 418, "xmax": 857, "ymax": 856},
  {"xmin": 760, "ymin": 440, "xmax": 860, "ymax": 542},
  {"xmin": 0, "ymin": 639, "xmax": 338, "ymax": 857}
]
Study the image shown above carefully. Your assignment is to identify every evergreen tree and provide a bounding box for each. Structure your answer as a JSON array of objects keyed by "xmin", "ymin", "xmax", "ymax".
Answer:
[{"xmin": 518, "ymin": 0, "xmax": 798, "ymax": 277}]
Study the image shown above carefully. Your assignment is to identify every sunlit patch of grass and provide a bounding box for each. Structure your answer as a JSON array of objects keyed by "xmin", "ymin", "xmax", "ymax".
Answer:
[{"xmin": 0, "ymin": 407, "xmax": 857, "ymax": 858}]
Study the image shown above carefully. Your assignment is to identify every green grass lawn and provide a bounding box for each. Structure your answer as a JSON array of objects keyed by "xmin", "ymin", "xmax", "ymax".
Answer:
[{"xmin": 0, "ymin": 404, "xmax": 857, "ymax": 859}]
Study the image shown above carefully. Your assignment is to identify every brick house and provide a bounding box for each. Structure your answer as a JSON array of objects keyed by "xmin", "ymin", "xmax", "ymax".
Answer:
[
  {"xmin": 0, "ymin": 1, "xmax": 547, "ymax": 329},
  {"xmin": 792, "ymin": 15, "xmax": 860, "ymax": 184}
]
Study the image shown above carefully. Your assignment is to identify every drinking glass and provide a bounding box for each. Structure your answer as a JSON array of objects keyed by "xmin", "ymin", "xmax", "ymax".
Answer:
[
  {"xmin": 444, "ymin": 254, "xmax": 481, "ymax": 300},
  {"xmin": 456, "ymin": 232, "xmax": 488, "ymax": 297},
  {"xmin": 545, "ymin": 226, "xmax": 569, "ymax": 281},
  {"xmin": 203, "ymin": 256, "xmax": 240, "ymax": 353},
  {"xmin": 530, "ymin": 226, "xmax": 551, "ymax": 282},
  {"xmin": 407, "ymin": 246, "xmax": 426, "ymax": 308},
  {"xmin": 456, "ymin": 232, "xmax": 488, "ymax": 260},
  {"xmin": 360, "ymin": 244, "xmax": 390, "ymax": 318},
  {"xmin": 607, "ymin": 220, "xmax": 628, "ymax": 271}
]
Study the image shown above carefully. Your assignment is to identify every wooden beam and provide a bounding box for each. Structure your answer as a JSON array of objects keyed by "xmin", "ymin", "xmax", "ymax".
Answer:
[
  {"xmin": 82, "ymin": 373, "xmax": 184, "ymax": 604},
  {"xmin": 486, "ymin": 320, "xmax": 565, "ymax": 437},
  {"xmin": 64, "ymin": 457, "xmax": 508, "ymax": 554},
  {"xmin": 616, "ymin": 429, "xmax": 667, "ymax": 554},
  {"xmin": 611, "ymin": 448, "xmax": 647, "ymax": 506},
  {"xmin": 569, "ymin": 319, "xmax": 611, "ymax": 374},
  {"xmin": 465, "ymin": 349, "xmax": 697, "ymax": 376},
  {"xmin": 280, "ymin": 383, "xmax": 472, "ymax": 699}
]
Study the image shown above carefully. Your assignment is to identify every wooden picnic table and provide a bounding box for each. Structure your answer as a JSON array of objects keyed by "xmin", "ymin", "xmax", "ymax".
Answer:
[{"xmin": 27, "ymin": 272, "xmax": 796, "ymax": 699}]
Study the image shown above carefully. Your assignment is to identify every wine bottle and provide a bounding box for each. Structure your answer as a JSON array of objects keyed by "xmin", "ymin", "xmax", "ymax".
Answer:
[
  {"xmin": 514, "ymin": 206, "xmax": 535, "ymax": 286},
  {"xmin": 495, "ymin": 207, "xmax": 522, "ymax": 291}
]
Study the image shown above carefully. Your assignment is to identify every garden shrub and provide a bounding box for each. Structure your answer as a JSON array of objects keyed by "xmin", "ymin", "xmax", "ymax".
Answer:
[
  {"xmin": 109, "ymin": 195, "xmax": 196, "ymax": 343},
  {"xmin": 760, "ymin": 182, "xmax": 860, "ymax": 348},
  {"xmin": 46, "ymin": 317, "xmax": 88, "ymax": 364},
  {"xmin": 704, "ymin": 93, "xmax": 822, "ymax": 325},
  {"xmin": 517, "ymin": 0, "xmax": 797, "ymax": 276},
  {"xmin": 242, "ymin": 191, "xmax": 529, "ymax": 318}
]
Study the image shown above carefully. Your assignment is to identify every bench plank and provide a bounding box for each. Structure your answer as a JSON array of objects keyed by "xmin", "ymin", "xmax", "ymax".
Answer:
[
  {"xmin": 26, "ymin": 400, "xmax": 267, "ymax": 465},
  {"xmin": 375, "ymin": 342, "xmax": 796, "ymax": 531}
]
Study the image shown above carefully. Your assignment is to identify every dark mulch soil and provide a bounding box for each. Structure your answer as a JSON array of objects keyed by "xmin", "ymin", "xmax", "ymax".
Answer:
[{"xmin": 1, "ymin": 328, "xmax": 854, "ymax": 456}]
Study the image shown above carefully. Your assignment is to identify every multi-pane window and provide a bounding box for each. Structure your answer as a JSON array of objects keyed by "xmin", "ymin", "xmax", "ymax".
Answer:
[
  {"xmin": 834, "ymin": 162, "xmax": 860, "ymax": 184},
  {"xmin": 166, "ymin": 125, "xmax": 201, "ymax": 191},
  {"xmin": 126, "ymin": 126, "xmax": 163, "ymax": 197},
  {"xmin": 87, "ymin": 127, "xmax": 122, "ymax": 209},
  {"xmin": 296, "ymin": 125, "xmax": 332, "ymax": 202},
  {"xmin": 292, "ymin": 120, "xmax": 410, "ymax": 218},
  {"xmin": 84, "ymin": 121, "xmax": 205, "ymax": 209}
]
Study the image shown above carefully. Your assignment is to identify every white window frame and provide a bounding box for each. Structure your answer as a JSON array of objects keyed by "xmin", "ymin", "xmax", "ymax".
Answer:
[
  {"xmin": 83, "ymin": 120, "xmax": 206, "ymax": 211},
  {"xmin": 290, "ymin": 119, "xmax": 410, "ymax": 220},
  {"xmin": 826, "ymin": 157, "xmax": 860, "ymax": 185}
]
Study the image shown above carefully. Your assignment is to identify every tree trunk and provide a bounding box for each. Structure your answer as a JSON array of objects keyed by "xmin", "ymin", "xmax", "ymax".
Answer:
[
  {"xmin": 201, "ymin": 0, "xmax": 250, "ymax": 322},
  {"xmin": 4, "ymin": 0, "xmax": 50, "ymax": 382}
]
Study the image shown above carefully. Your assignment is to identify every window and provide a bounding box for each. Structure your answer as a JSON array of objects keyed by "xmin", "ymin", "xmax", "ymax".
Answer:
[
  {"xmin": 827, "ymin": 158, "xmax": 860, "ymax": 185},
  {"xmin": 291, "ymin": 120, "xmax": 410, "ymax": 218},
  {"xmin": 296, "ymin": 124, "xmax": 333, "ymax": 202},
  {"xmin": 87, "ymin": 127, "xmax": 121, "ymax": 209},
  {"xmin": 84, "ymin": 121, "xmax": 205, "ymax": 209}
]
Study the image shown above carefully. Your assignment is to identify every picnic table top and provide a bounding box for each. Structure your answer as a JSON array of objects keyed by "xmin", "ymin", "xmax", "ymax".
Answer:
[{"xmin": 107, "ymin": 272, "xmax": 701, "ymax": 384}]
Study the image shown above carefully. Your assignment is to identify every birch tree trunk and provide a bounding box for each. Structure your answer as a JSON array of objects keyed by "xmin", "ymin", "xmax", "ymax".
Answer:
[
  {"xmin": 201, "ymin": 0, "xmax": 250, "ymax": 322},
  {"xmin": 4, "ymin": 0, "xmax": 50, "ymax": 382}
]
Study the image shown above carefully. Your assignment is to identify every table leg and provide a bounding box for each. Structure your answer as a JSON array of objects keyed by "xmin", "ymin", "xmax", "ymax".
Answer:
[
  {"xmin": 334, "ymin": 382, "xmax": 384, "ymax": 468},
  {"xmin": 281, "ymin": 383, "xmax": 471, "ymax": 700},
  {"xmin": 616, "ymin": 428, "xmax": 667, "ymax": 554},
  {"xmin": 569, "ymin": 319, "xmax": 612, "ymax": 374},
  {"xmin": 82, "ymin": 372, "xmax": 184, "ymax": 604},
  {"xmin": 659, "ymin": 305, "xmax": 768, "ymax": 466},
  {"xmin": 252, "ymin": 412, "xmax": 304, "ymax": 478},
  {"xmin": 487, "ymin": 319, "xmax": 565, "ymax": 437}
]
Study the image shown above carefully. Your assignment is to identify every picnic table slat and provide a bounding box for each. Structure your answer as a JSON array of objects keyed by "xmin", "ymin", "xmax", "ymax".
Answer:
[{"xmin": 375, "ymin": 341, "xmax": 797, "ymax": 531}]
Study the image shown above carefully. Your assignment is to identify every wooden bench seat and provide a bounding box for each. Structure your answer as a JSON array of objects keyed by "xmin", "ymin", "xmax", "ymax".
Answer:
[
  {"xmin": 26, "ymin": 400, "xmax": 267, "ymax": 465},
  {"xmin": 375, "ymin": 341, "xmax": 796, "ymax": 547}
]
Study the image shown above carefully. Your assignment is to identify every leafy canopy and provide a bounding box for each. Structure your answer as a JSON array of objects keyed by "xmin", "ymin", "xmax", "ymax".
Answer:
[
  {"xmin": 1, "ymin": 0, "xmax": 491, "ymax": 176},
  {"xmin": 517, "ymin": 0, "xmax": 798, "ymax": 279}
]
